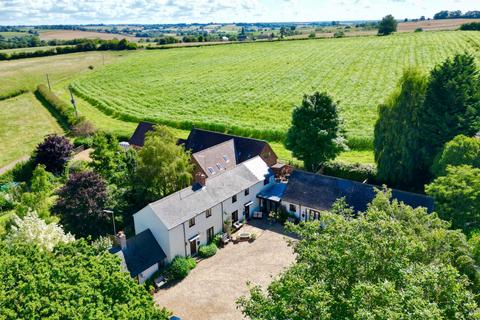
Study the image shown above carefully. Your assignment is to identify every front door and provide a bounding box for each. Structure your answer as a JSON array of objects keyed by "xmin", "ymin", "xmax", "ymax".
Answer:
[
  {"xmin": 244, "ymin": 204, "xmax": 250, "ymax": 220},
  {"xmin": 190, "ymin": 239, "xmax": 197, "ymax": 256},
  {"xmin": 232, "ymin": 210, "xmax": 239, "ymax": 223}
]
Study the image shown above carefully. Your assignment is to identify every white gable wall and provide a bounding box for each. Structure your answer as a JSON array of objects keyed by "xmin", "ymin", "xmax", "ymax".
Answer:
[{"xmin": 133, "ymin": 206, "xmax": 170, "ymax": 260}]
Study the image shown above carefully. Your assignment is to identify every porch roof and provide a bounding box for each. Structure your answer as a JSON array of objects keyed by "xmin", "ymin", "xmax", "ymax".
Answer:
[{"xmin": 257, "ymin": 182, "xmax": 287, "ymax": 203}]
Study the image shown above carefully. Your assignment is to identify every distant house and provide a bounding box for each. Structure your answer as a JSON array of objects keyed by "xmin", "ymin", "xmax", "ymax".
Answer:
[
  {"xmin": 110, "ymin": 230, "xmax": 166, "ymax": 284},
  {"xmin": 281, "ymin": 170, "xmax": 434, "ymax": 221},
  {"xmin": 133, "ymin": 157, "xmax": 274, "ymax": 263}
]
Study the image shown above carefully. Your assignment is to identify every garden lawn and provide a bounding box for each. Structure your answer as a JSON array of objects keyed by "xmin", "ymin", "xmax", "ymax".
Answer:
[{"xmin": 0, "ymin": 93, "xmax": 63, "ymax": 167}]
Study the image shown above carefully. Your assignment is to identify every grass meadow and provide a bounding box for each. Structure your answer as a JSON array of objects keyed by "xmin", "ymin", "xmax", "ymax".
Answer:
[
  {"xmin": 71, "ymin": 31, "xmax": 480, "ymax": 145},
  {"xmin": 0, "ymin": 93, "xmax": 63, "ymax": 167}
]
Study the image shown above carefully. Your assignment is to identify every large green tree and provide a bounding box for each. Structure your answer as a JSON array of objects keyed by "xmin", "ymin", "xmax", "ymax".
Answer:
[
  {"xmin": 374, "ymin": 68, "xmax": 428, "ymax": 189},
  {"xmin": 0, "ymin": 239, "xmax": 169, "ymax": 319},
  {"xmin": 426, "ymin": 165, "xmax": 480, "ymax": 234},
  {"xmin": 285, "ymin": 92, "xmax": 346, "ymax": 172},
  {"xmin": 238, "ymin": 190, "xmax": 480, "ymax": 319},
  {"xmin": 432, "ymin": 135, "xmax": 480, "ymax": 177},
  {"xmin": 135, "ymin": 125, "xmax": 192, "ymax": 205},
  {"xmin": 419, "ymin": 53, "xmax": 480, "ymax": 178},
  {"xmin": 378, "ymin": 14, "xmax": 398, "ymax": 35}
]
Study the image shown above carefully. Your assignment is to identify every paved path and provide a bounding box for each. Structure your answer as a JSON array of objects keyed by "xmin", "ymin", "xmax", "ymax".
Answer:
[
  {"xmin": 154, "ymin": 221, "xmax": 296, "ymax": 320},
  {"xmin": 0, "ymin": 155, "xmax": 30, "ymax": 175}
]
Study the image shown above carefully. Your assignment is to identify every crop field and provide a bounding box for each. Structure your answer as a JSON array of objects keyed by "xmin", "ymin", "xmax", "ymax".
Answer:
[
  {"xmin": 71, "ymin": 31, "xmax": 480, "ymax": 145},
  {"xmin": 39, "ymin": 30, "xmax": 137, "ymax": 41}
]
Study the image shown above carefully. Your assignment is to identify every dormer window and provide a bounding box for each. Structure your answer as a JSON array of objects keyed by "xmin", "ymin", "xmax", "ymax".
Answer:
[{"xmin": 208, "ymin": 167, "xmax": 215, "ymax": 174}]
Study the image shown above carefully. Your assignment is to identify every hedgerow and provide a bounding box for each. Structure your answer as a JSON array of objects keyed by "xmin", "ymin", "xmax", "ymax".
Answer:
[
  {"xmin": 36, "ymin": 84, "xmax": 80, "ymax": 127},
  {"xmin": 321, "ymin": 161, "xmax": 377, "ymax": 182}
]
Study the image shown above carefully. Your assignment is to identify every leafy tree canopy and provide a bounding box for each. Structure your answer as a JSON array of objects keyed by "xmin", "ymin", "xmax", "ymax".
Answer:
[
  {"xmin": 134, "ymin": 125, "xmax": 192, "ymax": 205},
  {"xmin": 52, "ymin": 170, "xmax": 111, "ymax": 238},
  {"xmin": 238, "ymin": 190, "xmax": 480, "ymax": 319},
  {"xmin": 426, "ymin": 165, "xmax": 480, "ymax": 234},
  {"xmin": 374, "ymin": 68, "xmax": 428, "ymax": 189},
  {"xmin": 15, "ymin": 164, "xmax": 54, "ymax": 218},
  {"xmin": 0, "ymin": 239, "xmax": 169, "ymax": 319},
  {"xmin": 34, "ymin": 134, "xmax": 73, "ymax": 175},
  {"xmin": 285, "ymin": 92, "xmax": 346, "ymax": 172},
  {"xmin": 419, "ymin": 53, "xmax": 480, "ymax": 177},
  {"xmin": 433, "ymin": 135, "xmax": 480, "ymax": 177},
  {"xmin": 378, "ymin": 14, "xmax": 398, "ymax": 35}
]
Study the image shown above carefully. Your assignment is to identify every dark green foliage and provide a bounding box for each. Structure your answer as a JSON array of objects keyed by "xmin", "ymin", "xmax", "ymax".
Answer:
[
  {"xmin": 322, "ymin": 161, "xmax": 377, "ymax": 182},
  {"xmin": 285, "ymin": 92, "xmax": 346, "ymax": 172},
  {"xmin": 238, "ymin": 190, "xmax": 480, "ymax": 319},
  {"xmin": 378, "ymin": 14, "xmax": 398, "ymax": 35},
  {"xmin": 419, "ymin": 53, "xmax": 480, "ymax": 179},
  {"xmin": 36, "ymin": 84, "xmax": 79, "ymax": 127},
  {"xmin": 426, "ymin": 165, "xmax": 480, "ymax": 234},
  {"xmin": 460, "ymin": 22, "xmax": 480, "ymax": 31},
  {"xmin": 374, "ymin": 68, "xmax": 428, "ymax": 189},
  {"xmin": 0, "ymin": 158, "xmax": 35, "ymax": 184},
  {"xmin": 198, "ymin": 243, "xmax": 218, "ymax": 258},
  {"xmin": 167, "ymin": 256, "xmax": 197, "ymax": 280},
  {"xmin": 90, "ymin": 132, "xmax": 124, "ymax": 184},
  {"xmin": 134, "ymin": 126, "xmax": 192, "ymax": 205},
  {"xmin": 432, "ymin": 135, "xmax": 480, "ymax": 176},
  {"xmin": 0, "ymin": 239, "xmax": 170, "ymax": 319},
  {"xmin": 34, "ymin": 134, "xmax": 74, "ymax": 175},
  {"xmin": 52, "ymin": 171, "xmax": 110, "ymax": 238}
]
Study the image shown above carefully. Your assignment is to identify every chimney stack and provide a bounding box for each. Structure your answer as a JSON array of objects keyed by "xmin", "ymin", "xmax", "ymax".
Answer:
[
  {"xmin": 116, "ymin": 231, "xmax": 127, "ymax": 250},
  {"xmin": 195, "ymin": 172, "xmax": 207, "ymax": 186}
]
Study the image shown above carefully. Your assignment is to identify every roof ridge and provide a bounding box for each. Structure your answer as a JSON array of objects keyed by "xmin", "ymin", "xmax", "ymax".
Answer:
[
  {"xmin": 293, "ymin": 169, "xmax": 431, "ymax": 199},
  {"xmin": 190, "ymin": 127, "xmax": 268, "ymax": 143}
]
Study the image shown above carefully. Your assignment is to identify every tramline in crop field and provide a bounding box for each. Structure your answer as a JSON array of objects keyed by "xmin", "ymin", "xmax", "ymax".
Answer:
[{"xmin": 71, "ymin": 31, "xmax": 480, "ymax": 146}]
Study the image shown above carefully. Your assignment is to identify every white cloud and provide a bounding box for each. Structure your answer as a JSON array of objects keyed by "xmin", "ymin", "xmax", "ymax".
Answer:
[{"xmin": 0, "ymin": 0, "xmax": 477, "ymax": 25}]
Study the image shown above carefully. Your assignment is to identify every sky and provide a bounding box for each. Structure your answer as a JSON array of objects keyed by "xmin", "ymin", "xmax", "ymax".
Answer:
[{"xmin": 0, "ymin": 0, "xmax": 478, "ymax": 25}]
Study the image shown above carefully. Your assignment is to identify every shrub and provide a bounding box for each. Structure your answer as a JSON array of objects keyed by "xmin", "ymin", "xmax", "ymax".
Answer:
[
  {"xmin": 333, "ymin": 31, "xmax": 345, "ymax": 38},
  {"xmin": 198, "ymin": 243, "xmax": 217, "ymax": 258},
  {"xmin": 213, "ymin": 234, "xmax": 223, "ymax": 246},
  {"xmin": 321, "ymin": 161, "xmax": 377, "ymax": 182},
  {"xmin": 168, "ymin": 256, "xmax": 196, "ymax": 280},
  {"xmin": 0, "ymin": 158, "xmax": 35, "ymax": 184},
  {"xmin": 73, "ymin": 136, "xmax": 94, "ymax": 148},
  {"xmin": 35, "ymin": 134, "xmax": 74, "ymax": 175},
  {"xmin": 36, "ymin": 84, "xmax": 79, "ymax": 127},
  {"xmin": 460, "ymin": 22, "xmax": 480, "ymax": 31},
  {"xmin": 71, "ymin": 120, "xmax": 96, "ymax": 137},
  {"xmin": 415, "ymin": 28, "xmax": 423, "ymax": 32}
]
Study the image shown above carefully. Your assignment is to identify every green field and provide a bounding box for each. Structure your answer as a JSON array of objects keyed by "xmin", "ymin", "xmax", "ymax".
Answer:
[
  {"xmin": 71, "ymin": 31, "xmax": 480, "ymax": 144},
  {"xmin": 0, "ymin": 93, "xmax": 63, "ymax": 167}
]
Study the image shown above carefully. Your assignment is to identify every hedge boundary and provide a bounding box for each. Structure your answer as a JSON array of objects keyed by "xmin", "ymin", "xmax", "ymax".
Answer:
[{"xmin": 36, "ymin": 84, "xmax": 80, "ymax": 127}]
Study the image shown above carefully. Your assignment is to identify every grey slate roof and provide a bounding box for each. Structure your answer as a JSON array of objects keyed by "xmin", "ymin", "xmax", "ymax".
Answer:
[
  {"xmin": 129, "ymin": 122, "xmax": 155, "ymax": 147},
  {"xmin": 192, "ymin": 139, "xmax": 237, "ymax": 177},
  {"xmin": 282, "ymin": 170, "xmax": 434, "ymax": 213},
  {"xmin": 184, "ymin": 128, "xmax": 270, "ymax": 164},
  {"xmin": 143, "ymin": 157, "xmax": 272, "ymax": 230},
  {"xmin": 110, "ymin": 229, "xmax": 166, "ymax": 277}
]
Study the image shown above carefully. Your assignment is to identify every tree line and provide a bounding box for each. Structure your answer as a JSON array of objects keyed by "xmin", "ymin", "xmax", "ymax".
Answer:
[
  {"xmin": 434, "ymin": 10, "xmax": 480, "ymax": 19},
  {"xmin": 0, "ymin": 38, "xmax": 137, "ymax": 61}
]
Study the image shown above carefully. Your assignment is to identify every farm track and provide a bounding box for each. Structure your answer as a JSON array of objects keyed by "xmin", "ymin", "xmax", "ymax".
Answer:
[{"xmin": 71, "ymin": 31, "xmax": 480, "ymax": 142}]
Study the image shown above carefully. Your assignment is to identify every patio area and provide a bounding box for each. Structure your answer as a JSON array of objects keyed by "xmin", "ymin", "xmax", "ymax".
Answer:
[{"xmin": 154, "ymin": 220, "xmax": 296, "ymax": 320}]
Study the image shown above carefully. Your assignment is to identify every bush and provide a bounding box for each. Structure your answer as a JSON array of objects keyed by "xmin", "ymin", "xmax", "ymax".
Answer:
[
  {"xmin": 333, "ymin": 31, "xmax": 345, "ymax": 38},
  {"xmin": 198, "ymin": 243, "xmax": 217, "ymax": 258},
  {"xmin": 321, "ymin": 161, "xmax": 377, "ymax": 182},
  {"xmin": 73, "ymin": 136, "xmax": 94, "ymax": 148},
  {"xmin": 0, "ymin": 158, "xmax": 35, "ymax": 184},
  {"xmin": 35, "ymin": 135, "xmax": 74, "ymax": 175},
  {"xmin": 415, "ymin": 28, "xmax": 423, "ymax": 32},
  {"xmin": 167, "ymin": 256, "xmax": 197, "ymax": 280},
  {"xmin": 36, "ymin": 84, "xmax": 79, "ymax": 127},
  {"xmin": 460, "ymin": 22, "xmax": 480, "ymax": 31},
  {"xmin": 71, "ymin": 120, "xmax": 96, "ymax": 137},
  {"xmin": 213, "ymin": 234, "xmax": 223, "ymax": 246}
]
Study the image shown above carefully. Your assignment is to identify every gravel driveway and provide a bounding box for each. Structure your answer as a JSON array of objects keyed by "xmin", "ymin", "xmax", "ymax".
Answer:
[{"xmin": 154, "ymin": 221, "xmax": 296, "ymax": 320}]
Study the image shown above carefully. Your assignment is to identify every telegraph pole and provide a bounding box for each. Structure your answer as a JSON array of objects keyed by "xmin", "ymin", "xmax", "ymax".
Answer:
[
  {"xmin": 46, "ymin": 74, "xmax": 51, "ymax": 91},
  {"xmin": 68, "ymin": 87, "xmax": 78, "ymax": 120}
]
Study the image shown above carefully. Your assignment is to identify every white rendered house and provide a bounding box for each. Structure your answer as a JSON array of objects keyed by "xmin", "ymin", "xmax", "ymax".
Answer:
[{"xmin": 133, "ymin": 156, "xmax": 274, "ymax": 263}]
